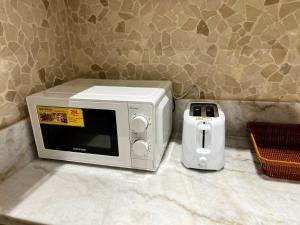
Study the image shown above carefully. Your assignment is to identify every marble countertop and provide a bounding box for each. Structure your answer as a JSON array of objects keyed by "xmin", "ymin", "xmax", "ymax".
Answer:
[{"xmin": 0, "ymin": 138, "xmax": 299, "ymax": 225}]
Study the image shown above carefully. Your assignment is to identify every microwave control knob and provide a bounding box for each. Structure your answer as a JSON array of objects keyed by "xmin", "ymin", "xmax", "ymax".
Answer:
[
  {"xmin": 131, "ymin": 116, "xmax": 148, "ymax": 133},
  {"xmin": 198, "ymin": 157, "xmax": 207, "ymax": 168},
  {"xmin": 132, "ymin": 140, "xmax": 149, "ymax": 157}
]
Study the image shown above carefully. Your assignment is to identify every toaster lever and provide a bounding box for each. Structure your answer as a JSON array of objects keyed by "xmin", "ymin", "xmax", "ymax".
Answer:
[{"xmin": 196, "ymin": 123, "xmax": 211, "ymax": 151}]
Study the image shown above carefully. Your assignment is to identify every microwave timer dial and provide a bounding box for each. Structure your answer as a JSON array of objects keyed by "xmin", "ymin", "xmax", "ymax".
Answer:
[
  {"xmin": 132, "ymin": 140, "xmax": 149, "ymax": 157},
  {"xmin": 131, "ymin": 116, "xmax": 148, "ymax": 133}
]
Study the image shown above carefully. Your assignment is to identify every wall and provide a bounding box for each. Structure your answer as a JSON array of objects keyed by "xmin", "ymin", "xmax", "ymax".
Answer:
[
  {"xmin": 0, "ymin": 119, "xmax": 35, "ymax": 181},
  {"xmin": 0, "ymin": 0, "xmax": 73, "ymax": 129},
  {"xmin": 66, "ymin": 0, "xmax": 300, "ymax": 101},
  {"xmin": 1, "ymin": 0, "xmax": 300, "ymax": 129}
]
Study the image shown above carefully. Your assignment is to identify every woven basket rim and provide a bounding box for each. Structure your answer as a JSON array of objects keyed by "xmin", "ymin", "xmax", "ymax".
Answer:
[{"xmin": 247, "ymin": 122, "xmax": 300, "ymax": 167}]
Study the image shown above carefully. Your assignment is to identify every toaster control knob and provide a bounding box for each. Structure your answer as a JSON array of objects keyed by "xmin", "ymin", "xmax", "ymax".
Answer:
[
  {"xmin": 131, "ymin": 116, "xmax": 148, "ymax": 133},
  {"xmin": 132, "ymin": 140, "xmax": 149, "ymax": 157},
  {"xmin": 199, "ymin": 157, "xmax": 207, "ymax": 167}
]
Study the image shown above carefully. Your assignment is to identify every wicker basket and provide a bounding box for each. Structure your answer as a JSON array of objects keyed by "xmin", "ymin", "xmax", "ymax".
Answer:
[{"xmin": 247, "ymin": 122, "xmax": 300, "ymax": 181}]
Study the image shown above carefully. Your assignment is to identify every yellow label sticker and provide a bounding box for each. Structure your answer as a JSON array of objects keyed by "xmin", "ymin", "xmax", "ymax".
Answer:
[
  {"xmin": 196, "ymin": 117, "xmax": 212, "ymax": 121},
  {"xmin": 37, "ymin": 106, "xmax": 84, "ymax": 127}
]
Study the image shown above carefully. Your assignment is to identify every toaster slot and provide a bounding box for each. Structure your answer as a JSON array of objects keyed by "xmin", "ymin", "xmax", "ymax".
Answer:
[
  {"xmin": 205, "ymin": 106, "xmax": 215, "ymax": 117},
  {"xmin": 190, "ymin": 104, "xmax": 202, "ymax": 116},
  {"xmin": 193, "ymin": 106, "xmax": 202, "ymax": 116},
  {"xmin": 190, "ymin": 103, "xmax": 219, "ymax": 117}
]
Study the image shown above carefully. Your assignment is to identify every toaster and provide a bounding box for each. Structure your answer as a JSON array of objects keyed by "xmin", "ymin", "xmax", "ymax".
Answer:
[{"xmin": 182, "ymin": 102, "xmax": 225, "ymax": 170}]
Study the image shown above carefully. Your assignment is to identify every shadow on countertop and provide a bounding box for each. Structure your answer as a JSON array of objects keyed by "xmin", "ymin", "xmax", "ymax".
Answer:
[{"xmin": 0, "ymin": 214, "xmax": 47, "ymax": 225}]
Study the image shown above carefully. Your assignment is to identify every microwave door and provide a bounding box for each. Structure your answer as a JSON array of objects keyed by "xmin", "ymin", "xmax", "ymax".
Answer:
[
  {"xmin": 35, "ymin": 101, "xmax": 131, "ymax": 168},
  {"xmin": 40, "ymin": 108, "xmax": 119, "ymax": 156}
]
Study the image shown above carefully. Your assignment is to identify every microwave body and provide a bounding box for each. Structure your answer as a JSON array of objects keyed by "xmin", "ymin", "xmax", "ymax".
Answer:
[{"xmin": 27, "ymin": 79, "xmax": 173, "ymax": 171}]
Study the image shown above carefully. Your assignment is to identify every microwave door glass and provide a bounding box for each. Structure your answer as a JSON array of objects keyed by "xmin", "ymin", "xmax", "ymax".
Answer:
[{"xmin": 38, "ymin": 107, "xmax": 119, "ymax": 156}]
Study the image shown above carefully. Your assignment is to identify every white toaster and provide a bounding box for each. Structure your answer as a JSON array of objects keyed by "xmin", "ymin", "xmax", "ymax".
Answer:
[{"xmin": 182, "ymin": 102, "xmax": 225, "ymax": 170}]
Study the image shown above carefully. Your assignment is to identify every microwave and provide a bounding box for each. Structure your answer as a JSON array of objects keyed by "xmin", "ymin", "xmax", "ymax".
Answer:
[{"xmin": 27, "ymin": 79, "xmax": 173, "ymax": 171}]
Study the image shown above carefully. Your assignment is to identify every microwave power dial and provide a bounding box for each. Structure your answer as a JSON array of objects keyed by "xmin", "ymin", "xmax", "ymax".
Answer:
[
  {"xmin": 132, "ymin": 140, "xmax": 149, "ymax": 157},
  {"xmin": 131, "ymin": 116, "xmax": 148, "ymax": 133}
]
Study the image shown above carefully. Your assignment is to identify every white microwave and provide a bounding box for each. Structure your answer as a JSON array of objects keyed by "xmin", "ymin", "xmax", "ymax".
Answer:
[{"xmin": 27, "ymin": 79, "xmax": 173, "ymax": 171}]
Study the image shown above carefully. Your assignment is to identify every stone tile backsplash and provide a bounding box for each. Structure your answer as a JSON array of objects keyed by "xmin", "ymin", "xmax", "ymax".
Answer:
[
  {"xmin": 66, "ymin": 0, "xmax": 300, "ymax": 103},
  {"xmin": 1, "ymin": 0, "xmax": 300, "ymax": 129},
  {"xmin": 0, "ymin": 0, "xmax": 73, "ymax": 129}
]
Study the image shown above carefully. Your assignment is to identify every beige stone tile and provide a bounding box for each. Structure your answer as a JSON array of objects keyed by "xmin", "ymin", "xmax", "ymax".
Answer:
[
  {"xmin": 181, "ymin": 18, "xmax": 198, "ymax": 31},
  {"xmin": 260, "ymin": 64, "xmax": 278, "ymax": 78},
  {"xmin": 269, "ymin": 72, "xmax": 284, "ymax": 82},
  {"xmin": 237, "ymin": 36, "xmax": 251, "ymax": 46},
  {"xmin": 261, "ymin": 27, "xmax": 280, "ymax": 43},
  {"xmin": 252, "ymin": 16, "xmax": 267, "ymax": 35},
  {"xmin": 264, "ymin": 0, "xmax": 279, "ymax": 6},
  {"xmin": 0, "ymin": 5, "xmax": 8, "ymax": 21},
  {"xmin": 3, "ymin": 23, "xmax": 18, "ymax": 42},
  {"xmin": 226, "ymin": 13, "xmax": 245, "ymax": 26},
  {"xmin": 206, "ymin": 0, "xmax": 222, "ymax": 11},
  {"xmin": 17, "ymin": 1, "xmax": 34, "ymax": 23},
  {"xmin": 218, "ymin": 4, "xmax": 235, "ymax": 18},
  {"xmin": 241, "ymin": 46, "xmax": 254, "ymax": 56},
  {"xmin": 271, "ymin": 42, "xmax": 288, "ymax": 64},
  {"xmin": 282, "ymin": 15, "xmax": 298, "ymax": 31},
  {"xmin": 5, "ymin": 3, "xmax": 21, "ymax": 29},
  {"xmin": 217, "ymin": 20, "xmax": 228, "ymax": 33},
  {"xmin": 207, "ymin": 14, "xmax": 220, "ymax": 31},
  {"xmin": 197, "ymin": 20, "xmax": 209, "ymax": 36},
  {"xmin": 246, "ymin": 4, "xmax": 261, "ymax": 22},
  {"xmin": 279, "ymin": 2, "xmax": 300, "ymax": 19}
]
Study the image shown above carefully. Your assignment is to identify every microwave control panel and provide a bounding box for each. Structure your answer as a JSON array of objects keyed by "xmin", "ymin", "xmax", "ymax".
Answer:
[{"xmin": 128, "ymin": 103, "xmax": 153, "ymax": 160}]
